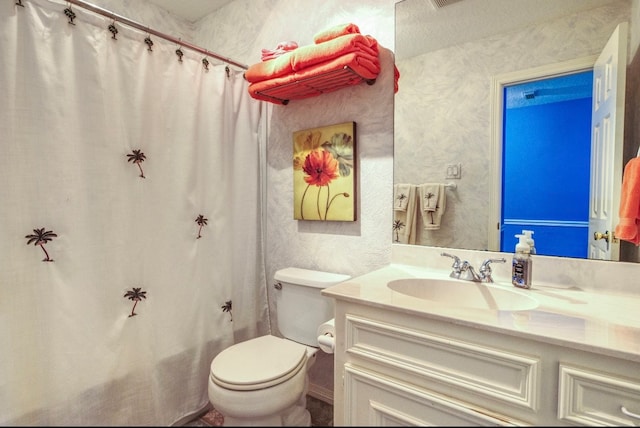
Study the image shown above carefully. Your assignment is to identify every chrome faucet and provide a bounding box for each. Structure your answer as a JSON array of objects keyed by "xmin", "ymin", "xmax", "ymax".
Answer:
[
  {"xmin": 478, "ymin": 258, "xmax": 507, "ymax": 283},
  {"xmin": 441, "ymin": 252, "xmax": 480, "ymax": 282},
  {"xmin": 459, "ymin": 260, "xmax": 482, "ymax": 282},
  {"xmin": 441, "ymin": 253, "xmax": 506, "ymax": 283},
  {"xmin": 441, "ymin": 252, "xmax": 462, "ymax": 278}
]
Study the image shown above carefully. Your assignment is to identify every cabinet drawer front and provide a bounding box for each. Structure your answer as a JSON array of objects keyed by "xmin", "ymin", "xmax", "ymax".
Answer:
[
  {"xmin": 345, "ymin": 315, "xmax": 540, "ymax": 410},
  {"xmin": 558, "ymin": 364, "xmax": 640, "ymax": 426},
  {"xmin": 344, "ymin": 364, "xmax": 525, "ymax": 426}
]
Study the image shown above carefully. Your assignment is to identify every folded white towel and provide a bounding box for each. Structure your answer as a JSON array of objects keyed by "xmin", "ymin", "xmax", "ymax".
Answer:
[
  {"xmin": 420, "ymin": 183, "xmax": 440, "ymax": 212},
  {"xmin": 418, "ymin": 183, "xmax": 446, "ymax": 230},
  {"xmin": 394, "ymin": 184, "xmax": 411, "ymax": 212}
]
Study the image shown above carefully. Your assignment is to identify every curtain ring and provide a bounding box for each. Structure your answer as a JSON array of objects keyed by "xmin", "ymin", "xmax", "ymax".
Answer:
[
  {"xmin": 175, "ymin": 47, "xmax": 184, "ymax": 62},
  {"xmin": 202, "ymin": 57, "xmax": 210, "ymax": 71},
  {"xmin": 175, "ymin": 39, "xmax": 184, "ymax": 63},
  {"xmin": 64, "ymin": 5, "xmax": 77, "ymax": 25},
  {"xmin": 15, "ymin": 0, "xmax": 25, "ymax": 7},
  {"xmin": 108, "ymin": 21, "xmax": 118, "ymax": 40},
  {"xmin": 144, "ymin": 34, "xmax": 153, "ymax": 52},
  {"xmin": 225, "ymin": 66, "xmax": 230, "ymax": 78}
]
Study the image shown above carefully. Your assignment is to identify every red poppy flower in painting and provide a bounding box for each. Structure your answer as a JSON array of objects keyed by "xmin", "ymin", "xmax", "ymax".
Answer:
[
  {"xmin": 299, "ymin": 149, "xmax": 348, "ymax": 220},
  {"xmin": 302, "ymin": 149, "xmax": 339, "ymax": 186}
]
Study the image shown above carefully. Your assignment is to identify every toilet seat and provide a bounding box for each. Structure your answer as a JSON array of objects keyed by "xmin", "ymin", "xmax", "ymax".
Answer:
[{"xmin": 210, "ymin": 335, "xmax": 308, "ymax": 391}]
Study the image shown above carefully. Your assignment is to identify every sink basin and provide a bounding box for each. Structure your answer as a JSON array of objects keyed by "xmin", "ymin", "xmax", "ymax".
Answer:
[{"xmin": 387, "ymin": 278, "xmax": 538, "ymax": 311}]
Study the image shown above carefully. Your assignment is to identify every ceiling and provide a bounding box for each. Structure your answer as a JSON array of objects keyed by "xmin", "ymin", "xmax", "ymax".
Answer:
[
  {"xmin": 150, "ymin": 0, "xmax": 624, "ymax": 57},
  {"xmin": 145, "ymin": 0, "xmax": 235, "ymax": 22},
  {"xmin": 396, "ymin": 0, "xmax": 622, "ymax": 59}
]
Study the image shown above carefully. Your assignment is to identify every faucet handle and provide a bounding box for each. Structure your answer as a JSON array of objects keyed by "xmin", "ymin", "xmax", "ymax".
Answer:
[
  {"xmin": 441, "ymin": 252, "xmax": 462, "ymax": 278},
  {"xmin": 441, "ymin": 252, "xmax": 461, "ymax": 266},
  {"xmin": 479, "ymin": 258, "xmax": 507, "ymax": 282}
]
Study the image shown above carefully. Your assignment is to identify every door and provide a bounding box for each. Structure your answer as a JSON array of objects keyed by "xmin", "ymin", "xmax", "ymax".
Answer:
[
  {"xmin": 501, "ymin": 72, "xmax": 592, "ymax": 258},
  {"xmin": 588, "ymin": 22, "xmax": 628, "ymax": 261},
  {"xmin": 489, "ymin": 22, "xmax": 629, "ymax": 259}
]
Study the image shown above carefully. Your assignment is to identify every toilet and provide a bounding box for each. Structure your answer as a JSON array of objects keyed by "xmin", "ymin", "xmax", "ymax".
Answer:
[{"xmin": 207, "ymin": 267, "xmax": 350, "ymax": 426}]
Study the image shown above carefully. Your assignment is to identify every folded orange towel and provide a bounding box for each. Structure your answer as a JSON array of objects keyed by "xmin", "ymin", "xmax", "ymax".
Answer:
[
  {"xmin": 247, "ymin": 52, "xmax": 381, "ymax": 104},
  {"xmin": 614, "ymin": 157, "xmax": 640, "ymax": 245},
  {"xmin": 245, "ymin": 52, "xmax": 295, "ymax": 83},
  {"xmin": 313, "ymin": 23, "xmax": 360, "ymax": 44},
  {"xmin": 290, "ymin": 34, "xmax": 378, "ymax": 72},
  {"xmin": 244, "ymin": 34, "xmax": 378, "ymax": 84}
]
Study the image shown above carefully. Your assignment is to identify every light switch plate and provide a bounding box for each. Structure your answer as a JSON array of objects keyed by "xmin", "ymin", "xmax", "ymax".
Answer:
[{"xmin": 446, "ymin": 163, "xmax": 462, "ymax": 179}]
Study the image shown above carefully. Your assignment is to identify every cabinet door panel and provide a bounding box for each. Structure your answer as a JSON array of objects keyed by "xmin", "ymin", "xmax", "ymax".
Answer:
[
  {"xmin": 345, "ymin": 314, "xmax": 540, "ymax": 410},
  {"xmin": 558, "ymin": 364, "xmax": 640, "ymax": 426},
  {"xmin": 344, "ymin": 364, "xmax": 525, "ymax": 426}
]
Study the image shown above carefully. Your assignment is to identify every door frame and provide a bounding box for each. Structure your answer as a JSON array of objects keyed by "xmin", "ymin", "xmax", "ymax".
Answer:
[{"xmin": 487, "ymin": 55, "xmax": 598, "ymax": 251}]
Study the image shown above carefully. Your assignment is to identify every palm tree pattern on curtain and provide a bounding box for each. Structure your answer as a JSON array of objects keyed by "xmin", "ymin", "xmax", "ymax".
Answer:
[
  {"xmin": 25, "ymin": 228, "xmax": 57, "ymax": 262},
  {"xmin": 221, "ymin": 300, "xmax": 232, "ymax": 322},
  {"xmin": 195, "ymin": 214, "xmax": 208, "ymax": 239},
  {"xmin": 124, "ymin": 287, "xmax": 147, "ymax": 317},
  {"xmin": 127, "ymin": 149, "xmax": 146, "ymax": 178}
]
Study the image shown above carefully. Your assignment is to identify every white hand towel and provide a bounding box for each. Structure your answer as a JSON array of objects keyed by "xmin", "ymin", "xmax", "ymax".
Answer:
[
  {"xmin": 393, "ymin": 183, "xmax": 412, "ymax": 212},
  {"xmin": 419, "ymin": 183, "xmax": 446, "ymax": 230},
  {"xmin": 420, "ymin": 183, "xmax": 440, "ymax": 212},
  {"xmin": 393, "ymin": 185, "xmax": 417, "ymax": 244}
]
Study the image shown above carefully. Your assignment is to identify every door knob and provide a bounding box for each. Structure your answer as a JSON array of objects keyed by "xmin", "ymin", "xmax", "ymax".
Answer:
[
  {"xmin": 593, "ymin": 230, "xmax": 617, "ymax": 244},
  {"xmin": 593, "ymin": 231, "xmax": 609, "ymax": 242}
]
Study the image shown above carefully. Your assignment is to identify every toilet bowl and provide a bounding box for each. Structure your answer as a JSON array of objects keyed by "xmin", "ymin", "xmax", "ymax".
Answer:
[
  {"xmin": 208, "ymin": 335, "xmax": 316, "ymax": 426},
  {"xmin": 207, "ymin": 267, "xmax": 350, "ymax": 426}
]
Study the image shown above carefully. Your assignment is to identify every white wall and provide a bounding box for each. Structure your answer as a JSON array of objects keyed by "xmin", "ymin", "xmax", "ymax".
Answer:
[{"xmin": 87, "ymin": 0, "xmax": 196, "ymax": 39}]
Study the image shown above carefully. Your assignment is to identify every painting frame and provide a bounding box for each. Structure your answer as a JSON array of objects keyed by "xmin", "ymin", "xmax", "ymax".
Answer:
[{"xmin": 292, "ymin": 121, "xmax": 357, "ymax": 221}]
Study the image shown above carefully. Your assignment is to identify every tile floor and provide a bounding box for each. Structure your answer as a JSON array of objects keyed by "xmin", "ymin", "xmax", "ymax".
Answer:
[{"xmin": 183, "ymin": 395, "xmax": 333, "ymax": 426}]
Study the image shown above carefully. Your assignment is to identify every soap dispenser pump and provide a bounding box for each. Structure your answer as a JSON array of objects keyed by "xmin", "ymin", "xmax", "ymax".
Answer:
[
  {"xmin": 512, "ymin": 234, "xmax": 532, "ymax": 289},
  {"xmin": 522, "ymin": 229, "xmax": 536, "ymax": 254}
]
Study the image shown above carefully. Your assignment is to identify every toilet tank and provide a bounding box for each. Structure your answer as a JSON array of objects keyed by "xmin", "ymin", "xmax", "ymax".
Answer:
[{"xmin": 274, "ymin": 267, "xmax": 350, "ymax": 346}]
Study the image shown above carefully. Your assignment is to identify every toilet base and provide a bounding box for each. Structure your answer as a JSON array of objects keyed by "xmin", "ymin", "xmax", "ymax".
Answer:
[
  {"xmin": 221, "ymin": 401, "xmax": 310, "ymax": 426},
  {"xmin": 222, "ymin": 395, "xmax": 311, "ymax": 427}
]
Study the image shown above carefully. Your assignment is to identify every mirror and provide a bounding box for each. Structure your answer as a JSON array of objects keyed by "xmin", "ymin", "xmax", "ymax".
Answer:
[{"xmin": 393, "ymin": 0, "xmax": 636, "ymax": 261}]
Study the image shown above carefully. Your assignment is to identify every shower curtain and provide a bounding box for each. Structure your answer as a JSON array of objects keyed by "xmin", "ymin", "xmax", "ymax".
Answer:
[{"xmin": 0, "ymin": 0, "xmax": 267, "ymax": 425}]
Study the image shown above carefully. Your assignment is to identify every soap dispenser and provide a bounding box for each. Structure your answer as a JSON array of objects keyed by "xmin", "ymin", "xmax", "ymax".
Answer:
[
  {"xmin": 512, "ymin": 234, "xmax": 532, "ymax": 289},
  {"xmin": 522, "ymin": 229, "xmax": 536, "ymax": 254}
]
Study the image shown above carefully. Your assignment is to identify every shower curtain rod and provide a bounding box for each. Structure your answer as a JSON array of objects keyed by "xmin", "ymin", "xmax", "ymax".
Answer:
[{"xmin": 64, "ymin": 0, "xmax": 248, "ymax": 70}]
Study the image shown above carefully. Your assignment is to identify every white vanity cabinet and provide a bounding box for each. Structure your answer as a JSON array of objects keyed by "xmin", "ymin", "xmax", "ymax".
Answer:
[{"xmin": 331, "ymin": 301, "xmax": 640, "ymax": 426}]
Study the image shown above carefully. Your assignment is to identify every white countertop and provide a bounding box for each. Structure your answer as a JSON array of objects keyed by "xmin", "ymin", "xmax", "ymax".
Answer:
[{"xmin": 323, "ymin": 261, "xmax": 640, "ymax": 363}]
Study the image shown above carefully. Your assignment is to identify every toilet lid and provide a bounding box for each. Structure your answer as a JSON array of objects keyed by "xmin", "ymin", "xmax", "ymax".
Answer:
[{"xmin": 210, "ymin": 335, "xmax": 308, "ymax": 391}]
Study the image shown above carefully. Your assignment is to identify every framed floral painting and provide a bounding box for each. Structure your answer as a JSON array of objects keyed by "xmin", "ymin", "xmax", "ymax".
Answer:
[{"xmin": 293, "ymin": 122, "xmax": 357, "ymax": 221}]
